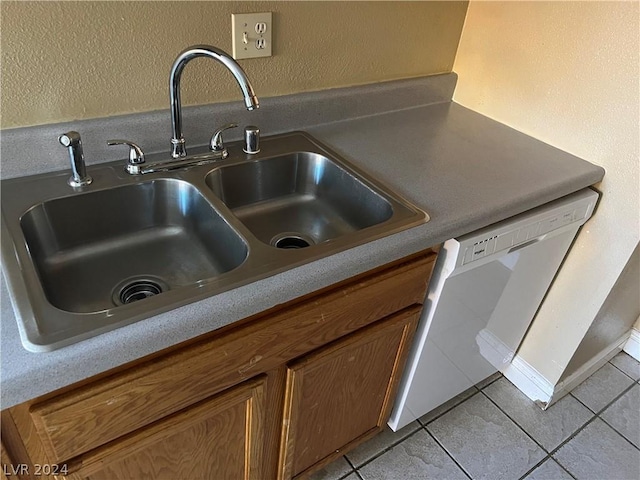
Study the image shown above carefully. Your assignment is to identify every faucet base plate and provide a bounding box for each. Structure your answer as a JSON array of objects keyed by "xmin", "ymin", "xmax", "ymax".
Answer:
[{"xmin": 68, "ymin": 175, "xmax": 93, "ymax": 188}]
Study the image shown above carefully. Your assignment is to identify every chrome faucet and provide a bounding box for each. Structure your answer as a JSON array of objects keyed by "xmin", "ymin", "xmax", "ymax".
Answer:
[
  {"xmin": 58, "ymin": 131, "xmax": 93, "ymax": 187},
  {"xmin": 107, "ymin": 123, "xmax": 241, "ymax": 175},
  {"xmin": 169, "ymin": 45, "xmax": 259, "ymax": 158}
]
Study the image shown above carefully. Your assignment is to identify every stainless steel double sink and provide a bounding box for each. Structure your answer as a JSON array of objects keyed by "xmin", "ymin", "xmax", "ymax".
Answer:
[{"xmin": 1, "ymin": 131, "xmax": 428, "ymax": 352}]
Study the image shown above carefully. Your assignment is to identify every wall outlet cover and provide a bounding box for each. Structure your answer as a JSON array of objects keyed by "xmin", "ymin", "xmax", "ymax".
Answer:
[{"xmin": 232, "ymin": 12, "xmax": 273, "ymax": 60}]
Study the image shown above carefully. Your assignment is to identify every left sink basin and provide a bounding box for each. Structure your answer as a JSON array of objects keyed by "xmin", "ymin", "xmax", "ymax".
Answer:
[
  {"xmin": 1, "ymin": 174, "xmax": 249, "ymax": 352},
  {"xmin": 20, "ymin": 179, "xmax": 247, "ymax": 313}
]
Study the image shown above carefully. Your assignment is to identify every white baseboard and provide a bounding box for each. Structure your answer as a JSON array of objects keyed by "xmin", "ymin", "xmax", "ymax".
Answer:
[
  {"xmin": 553, "ymin": 332, "xmax": 629, "ymax": 402},
  {"xmin": 504, "ymin": 331, "xmax": 631, "ymax": 409},
  {"xmin": 623, "ymin": 328, "xmax": 640, "ymax": 361},
  {"xmin": 503, "ymin": 356, "xmax": 555, "ymax": 409}
]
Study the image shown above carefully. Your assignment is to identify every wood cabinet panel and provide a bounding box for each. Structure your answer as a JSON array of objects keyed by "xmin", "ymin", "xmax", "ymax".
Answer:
[
  {"xmin": 3, "ymin": 250, "xmax": 438, "ymax": 479},
  {"xmin": 279, "ymin": 306, "xmax": 421, "ymax": 479},
  {"xmin": 1, "ymin": 411, "xmax": 45, "ymax": 480},
  {"xmin": 71, "ymin": 376, "xmax": 266, "ymax": 480},
  {"xmin": 27, "ymin": 252, "xmax": 435, "ymax": 463},
  {"xmin": 1, "ymin": 441, "xmax": 24, "ymax": 480}
]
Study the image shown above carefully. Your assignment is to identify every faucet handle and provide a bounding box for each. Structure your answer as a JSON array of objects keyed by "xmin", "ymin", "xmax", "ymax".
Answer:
[
  {"xmin": 107, "ymin": 139, "xmax": 145, "ymax": 175},
  {"xmin": 209, "ymin": 123, "xmax": 238, "ymax": 155}
]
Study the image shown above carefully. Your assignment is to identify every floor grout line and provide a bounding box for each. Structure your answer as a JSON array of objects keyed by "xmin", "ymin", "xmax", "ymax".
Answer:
[
  {"xmin": 476, "ymin": 376, "xmax": 640, "ymax": 479},
  {"xmin": 516, "ymin": 455, "xmax": 551, "ymax": 480},
  {"xmin": 420, "ymin": 376, "xmax": 559, "ymax": 479},
  {"xmin": 423, "ymin": 426, "xmax": 474, "ymax": 480},
  {"xmin": 598, "ymin": 415, "xmax": 640, "ymax": 452},
  {"xmin": 345, "ymin": 425, "xmax": 423, "ymax": 471},
  {"xmin": 322, "ymin": 360, "xmax": 639, "ymax": 480},
  {"xmin": 516, "ymin": 454, "xmax": 579, "ymax": 480},
  {"xmin": 364, "ymin": 385, "xmax": 627, "ymax": 480},
  {"xmin": 336, "ymin": 472, "xmax": 355, "ymax": 480},
  {"xmin": 476, "ymin": 372, "xmax": 503, "ymax": 391},
  {"xmin": 549, "ymin": 410, "xmax": 603, "ymax": 456},
  {"xmin": 545, "ymin": 380, "xmax": 640, "ymax": 466},
  {"xmin": 350, "ymin": 389, "xmax": 482, "ymax": 479},
  {"xmin": 324, "ymin": 454, "xmax": 355, "ymax": 480},
  {"xmin": 417, "ymin": 388, "xmax": 482, "ymax": 428},
  {"xmin": 548, "ymin": 383, "xmax": 639, "ymax": 465},
  {"xmin": 514, "ymin": 401, "xmax": 614, "ymax": 480},
  {"xmin": 480, "ymin": 389, "xmax": 556, "ymax": 455},
  {"xmin": 343, "ymin": 455, "xmax": 357, "ymax": 471},
  {"xmin": 608, "ymin": 357, "xmax": 640, "ymax": 382},
  {"xmin": 558, "ymin": 460, "xmax": 578, "ymax": 480},
  {"xmin": 476, "ymin": 387, "xmax": 586, "ymax": 479},
  {"xmin": 570, "ymin": 379, "xmax": 638, "ymax": 421},
  {"xmin": 592, "ymin": 382, "xmax": 640, "ymax": 452}
]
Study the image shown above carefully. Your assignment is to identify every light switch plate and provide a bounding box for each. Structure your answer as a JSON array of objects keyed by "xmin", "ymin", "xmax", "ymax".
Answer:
[{"xmin": 232, "ymin": 12, "xmax": 272, "ymax": 60}]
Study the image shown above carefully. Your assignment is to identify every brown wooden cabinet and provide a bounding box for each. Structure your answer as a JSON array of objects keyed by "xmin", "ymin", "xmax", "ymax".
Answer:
[
  {"xmin": 71, "ymin": 377, "xmax": 266, "ymax": 480},
  {"xmin": 1, "ymin": 250, "xmax": 437, "ymax": 480},
  {"xmin": 279, "ymin": 307, "xmax": 420, "ymax": 479}
]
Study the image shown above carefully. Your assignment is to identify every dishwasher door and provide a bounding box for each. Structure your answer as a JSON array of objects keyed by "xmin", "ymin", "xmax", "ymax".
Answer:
[{"xmin": 388, "ymin": 188, "xmax": 598, "ymax": 431}]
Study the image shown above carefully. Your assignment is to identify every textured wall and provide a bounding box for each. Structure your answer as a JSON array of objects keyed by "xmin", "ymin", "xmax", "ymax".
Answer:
[
  {"xmin": 453, "ymin": 1, "xmax": 639, "ymax": 385},
  {"xmin": 0, "ymin": 1, "xmax": 468, "ymax": 128},
  {"xmin": 562, "ymin": 244, "xmax": 640, "ymax": 379}
]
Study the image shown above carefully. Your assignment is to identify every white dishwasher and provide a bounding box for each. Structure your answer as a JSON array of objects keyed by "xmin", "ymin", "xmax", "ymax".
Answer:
[{"xmin": 389, "ymin": 188, "xmax": 598, "ymax": 431}]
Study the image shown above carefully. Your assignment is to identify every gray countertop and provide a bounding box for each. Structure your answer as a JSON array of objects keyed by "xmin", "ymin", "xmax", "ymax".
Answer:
[{"xmin": 0, "ymin": 81, "xmax": 605, "ymax": 408}]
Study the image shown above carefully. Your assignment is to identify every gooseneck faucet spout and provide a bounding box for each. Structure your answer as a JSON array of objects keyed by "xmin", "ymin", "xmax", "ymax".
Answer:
[{"xmin": 169, "ymin": 45, "xmax": 259, "ymax": 158}]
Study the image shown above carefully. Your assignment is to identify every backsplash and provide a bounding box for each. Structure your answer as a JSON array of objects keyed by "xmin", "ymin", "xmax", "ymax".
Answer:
[{"xmin": 0, "ymin": 74, "xmax": 456, "ymax": 179}]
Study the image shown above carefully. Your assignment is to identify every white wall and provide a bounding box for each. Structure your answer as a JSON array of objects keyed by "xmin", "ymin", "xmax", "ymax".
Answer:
[
  {"xmin": 453, "ymin": 1, "xmax": 639, "ymax": 385},
  {"xmin": 563, "ymin": 244, "xmax": 640, "ymax": 378}
]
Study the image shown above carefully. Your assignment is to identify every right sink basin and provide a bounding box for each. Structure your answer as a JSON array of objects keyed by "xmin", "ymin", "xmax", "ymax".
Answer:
[{"xmin": 205, "ymin": 151, "xmax": 394, "ymax": 249}]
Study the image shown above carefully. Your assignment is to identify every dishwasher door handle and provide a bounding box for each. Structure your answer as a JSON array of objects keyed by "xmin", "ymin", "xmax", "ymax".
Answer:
[{"xmin": 508, "ymin": 237, "xmax": 541, "ymax": 253}]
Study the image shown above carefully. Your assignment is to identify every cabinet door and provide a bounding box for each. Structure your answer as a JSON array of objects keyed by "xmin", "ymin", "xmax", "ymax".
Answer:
[
  {"xmin": 279, "ymin": 307, "xmax": 420, "ymax": 479},
  {"xmin": 71, "ymin": 376, "xmax": 266, "ymax": 480}
]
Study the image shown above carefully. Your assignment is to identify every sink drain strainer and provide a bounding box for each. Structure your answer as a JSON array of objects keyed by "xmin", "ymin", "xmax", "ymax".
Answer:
[
  {"xmin": 112, "ymin": 277, "xmax": 169, "ymax": 306},
  {"xmin": 271, "ymin": 232, "xmax": 315, "ymax": 249}
]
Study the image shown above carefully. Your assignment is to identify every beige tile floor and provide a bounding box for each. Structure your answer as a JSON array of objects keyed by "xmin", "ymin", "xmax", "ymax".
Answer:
[{"xmin": 310, "ymin": 351, "xmax": 640, "ymax": 480}]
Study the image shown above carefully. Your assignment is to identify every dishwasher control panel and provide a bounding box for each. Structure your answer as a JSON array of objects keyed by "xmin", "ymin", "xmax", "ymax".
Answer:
[{"xmin": 460, "ymin": 190, "xmax": 596, "ymax": 266}]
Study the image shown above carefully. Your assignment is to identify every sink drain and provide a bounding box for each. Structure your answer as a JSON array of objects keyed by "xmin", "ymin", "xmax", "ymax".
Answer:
[
  {"xmin": 271, "ymin": 233, "xmax": 315, "ymax": 249},
  {"xmin": 112, "ymin": 277, "xmax": 169, "ymax": 306}
]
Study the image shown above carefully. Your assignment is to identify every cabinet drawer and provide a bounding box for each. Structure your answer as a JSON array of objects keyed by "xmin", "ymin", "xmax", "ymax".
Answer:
[{"xmin": 27, "ymin": 251, "xmax": 436, "ymax": 463}]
